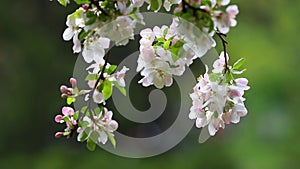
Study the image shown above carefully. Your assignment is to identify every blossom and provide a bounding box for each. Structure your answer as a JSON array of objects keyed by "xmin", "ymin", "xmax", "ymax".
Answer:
[
  {"xmin": 189, "ymin": 56, "xmax": 249, "ymax": 136},
  {"xmin": 77, "ymin": 107, "xmax": 118, "ymax": 144},
  {"xmin": 54, "ymin": 106, "xmax": 78, "ymax": 138},
  {"xmin": 137, "ymin": 19, "xmax": 194, "ymax": 88},
  {"xmin": 99, "ymin": 16, "xmax": 138, "ymax": 46},
  {"xmin": 213, "ymin": 5, "xmax": 239, "ymax": 34},
  {"xmin": 62, "ymin": 8, "xmax": 85, "ymax": 53},
  {"xmin": 82, "ymin": 36, "xmax": 110, "ymax": 63},
  {"xmin": 212, "ymin": 51, "xmax": 229, "ymax": 73},
  {"xmin": 139, "ymin": 58, "xmax": 174, "ymax": 88},
  {"xmin": 109, "ymin": 66, "xmax": 130, "ymax": 87}
]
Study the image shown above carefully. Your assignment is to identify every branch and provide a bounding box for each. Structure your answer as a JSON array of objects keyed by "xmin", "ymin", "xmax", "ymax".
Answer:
[
  {"xmin": 216, "ymin": 31, "xmax": 229, "ymax": 73},
  {"xmin": 78, "ymin": 51, "xmax": 110, "ymax": 122}
]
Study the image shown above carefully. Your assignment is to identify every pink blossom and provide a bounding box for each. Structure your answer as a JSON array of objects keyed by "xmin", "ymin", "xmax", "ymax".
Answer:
[
  {"xmin": 55, "ymin": 115, "xmax": 63, "ymax": 123},
  {"xmin": 62, "ymin": 106, "xmax": 75, "ymax": 116},
  {"xmin": 55, "ymin": 132, "xmax": 63, "ymax": 138}
]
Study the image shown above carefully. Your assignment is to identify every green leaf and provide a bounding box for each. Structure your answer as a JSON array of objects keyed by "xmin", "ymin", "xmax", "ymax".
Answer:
[
  {"xmin": 85, "ymin": 74, "xmax": 98, "ymax": 81},
  {"xmin": 57, "ymin": 0, "xmax": 69, "ymax": 7},
  {"xmin": 172, "ymin": 40, "xmax": 184, "ymax": 48},
  {"xmin": 105, "ymin": 65, "xmax": 117, "ymax": 75},
  {"xmin": 79, "ymin": 121, "xmax": 89, "ymax": 127},
  {"xmin": 85, "ymin": 16, "xmax": 97, "ymax": 25},
  {"xmin": 150, "ymin": 0, "xmax": 160, "ymax": 11},
  {"xmin": 62, "ymin": 116, "xmax": 71, "ymax": 123},
  {"xmin": 73, "ymin": 111, "xmax": 79, "ymax": 120},
  {"xmin": 163, "ymin": 40, "xmax": 171, "ymax": 50},
  {"xmin": 93, "ymin": 106, "xmax": 103, "ymax": 116},
  {"xmin": 163, "ymin": 28, "xmax": 168, "ymax": 38},
  {"xmin": 81, "ymin": 106, "xmax": 87, "ymax": 113},
  {"xmin": 233, "ymin": 58, "xmax": 245, "ymax": 70},
  {"xmin": 170, "ymin": 47, "xmax": 180, "ymax": 62},
  {"xmin": 102, "ymin": 80, "xmax": 113, "ymax": 100},
  {"xmin": 231, "ymin": 69, "xmax": 246, "ymax": 75},
  {"xmin": 74, "ymin": 0, "xmax": 91, "ymax": 5},
  {"xmin": 113, "ymin": 82, "xmax": 126, "ymax": 96},
  {"xmin": 155, "ymin": 37, "xmax": 165, "ymax": 42},
  {"xmin": 78, "ymin": 129, "xmax": 88, "ymax": 142},
  {"xmin": 225, "ymin": 71, "xmax": 234, "ymax": 83},
  {"xmin": 78, "ymin": 30, "xmax": 88, "ymax": 41},
  {"xmin": 209, "ymin": 73, "xmax": 221, "ymax": 82},
  {"xmin": 106, "ymin": 132, "xmax": 116, "ymax": 149},
  {"xmin": 67, "ymin": 97, "xmax": 76, "ymax": 105},
  {"xmin": 86, "ymin": 138, "xmax": 96, "ymax": 151}
]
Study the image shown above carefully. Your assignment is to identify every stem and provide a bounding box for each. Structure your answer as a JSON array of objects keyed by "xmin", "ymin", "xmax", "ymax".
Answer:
[
  {"xmin": 78, "ymin": 51, "xmax": 110, "ymax": 122},
  {"xmin": 216, "ymin": 31, "xmax": 229, "ymax": 73}
]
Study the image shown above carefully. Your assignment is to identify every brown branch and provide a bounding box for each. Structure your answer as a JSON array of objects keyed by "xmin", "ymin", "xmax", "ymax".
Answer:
[{"xmin": 216, "ymin": 31, "xmax": 229, "ymax": 73}]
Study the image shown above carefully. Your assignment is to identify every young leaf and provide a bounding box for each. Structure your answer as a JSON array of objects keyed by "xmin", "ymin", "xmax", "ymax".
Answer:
[
  {"xmin": 233, "ymin": 58, "xmax": 245, "ymax": 70},
  {"xmin": 163, "ymin": 40, "xmax": 171, "ymax": 50},
  {"xmin": 74, "ymin": 0, "xmax": 91, "ymax": 5},
  {"xmin": 150, "ymin": 0, "xmax": 160, "ymax": 11},
  {"xmin": 67, "ymin": 97, "xmax": 76, "ymax": 105},
  {"xmin": 78, "ymin": 30, "xmax": 88, "ymax": 41},
  {"xmin": 85, "ymin": 74, "xmax": 98, "ymax": 81},
  {"xmin": 77, "ymin": 129, "xmax": 88, "ymax": 142},
  {"xmin": 172, "ymin": 40, "xmax": 184, "ymax": 48},
  {"xmin": 62, "ymin": 116, "xmax": 71, "ymax": 123},
  {"xmin": 106, "ymin": 132, "xmax": 116, "ymax": 149},
  {"xmin": 86, "ymin": 138, "xmax": 96, "ymax": 151},
  {"xmin": 105, "ymin": 65, "xmax": 117, "ymax": 74},
  {"xmin": 102, "ymin": 80, "xmax": 113, "ymax": 100},
  {"xmin": 209, "ymin": 73, "xmax": 220, "ymax": 82},
  {"xmin": 73, "ymin": 111, "xmax": 79, "ymax": 120},
  {"xmin": 57, "ymin": 0, "xmax": 69, "ymax": 7},
  {"xmin": 163, "ymin": 28, "xmax": 168, "ymax": 38},
  {"xmin": 79, "ymin": 121, "xmax": 89, "ymax": 128},
  {"xmin": 113, "ymin": 82, "xmax": 127, "ymax": 96},
  {"xmin": 231, "ymin": 69, "xmax": 246, "ymax": 75}
]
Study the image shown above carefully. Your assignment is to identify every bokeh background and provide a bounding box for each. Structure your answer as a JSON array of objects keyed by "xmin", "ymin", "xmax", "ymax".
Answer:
[{"xmin": 0, "ymin": 0, "xmax": 299, "ymax": 169}]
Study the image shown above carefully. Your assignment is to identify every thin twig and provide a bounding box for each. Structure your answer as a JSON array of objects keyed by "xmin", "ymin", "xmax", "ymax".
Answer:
[{"xmin": 216, "ymin": 31, "xmax": 229, "ymax": 73}]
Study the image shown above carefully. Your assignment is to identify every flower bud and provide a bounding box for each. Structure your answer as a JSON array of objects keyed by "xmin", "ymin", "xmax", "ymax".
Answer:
[
  {"xmin": 61, "ymin": 93, "xmax": 68, "ymax": 99},
  {"xmin": 82, "ymin": 4, "xmax": 89, "ymax": 10},
  {"xmin": 55, "ymin": 132, "xmax": 63, "ymax": 138},
  {"xmin": 60, "ymin": 85, "xmax": 68, "ymax": 93},
  {"xmin": 54, "ymin": 115, "xmax": 63, "ymax": 123},
  {"xmin": 70, "ymin": 78, "xmax": 77, "ymax": 88},
  {"xmin": 62, "ymin": 106, "xmax": 75, "ymax": 116}
]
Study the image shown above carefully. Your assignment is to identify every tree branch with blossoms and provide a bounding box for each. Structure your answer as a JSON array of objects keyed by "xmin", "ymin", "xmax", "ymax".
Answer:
[{"xmin": 52, "ymin": 0, "xmax": 250, "ymax": 151}]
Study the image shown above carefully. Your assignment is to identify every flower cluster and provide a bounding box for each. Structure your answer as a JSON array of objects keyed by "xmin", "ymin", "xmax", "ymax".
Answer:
[
  {"xmin": 175, "ymin": 0, "xmax": 239, "ymax": 34},
  {"xmin": 77, "ymin": 107, "xmax": 118, "ymax": 148},
  {"xmin": 53, "ymin": 0, "xmax": 248, "ymax": 150},
  {"xmin": 189, "ymin": 52, "xmax": 250, "ymax": 136},
  {"xmin": 137, "ymin": 19, "xmax": 190, "ymax": 88},
  {"xmin": 54, "ymin": 106, "xmax": 78, "ymax": 138}
]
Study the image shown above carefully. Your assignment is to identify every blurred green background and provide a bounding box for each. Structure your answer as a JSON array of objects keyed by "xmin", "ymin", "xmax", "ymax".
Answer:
[{"xmin": 0, "ymin": 0, "xmax": 299, "ymax": 169}]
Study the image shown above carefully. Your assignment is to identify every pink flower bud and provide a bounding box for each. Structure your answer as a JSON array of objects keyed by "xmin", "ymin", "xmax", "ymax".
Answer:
[
  {"xmin": 54, "ymin": 115, "xmax": 63, "ymax": 123},
  {"xmin": 60, "ymin": 85, "xmax": 68, "ymax": 93},
  {"xmin": 61, "ymin": 93, "xmax": 68, "ymax": 99},
  {"xmin": 109, "ymin": 120, "xmax": 118, "ymax": 131},
  {"xmin": 82, "ymin": 4, "xmax": 89, "ymax": 10},
  {"xmin": 62, "ymin": 106, "xmax": 75, "ymax": 116},
  {"xmin": 55, "ymin": 132, "xmax": 63, "ymax": 138},
  {"xmin": 66, "ymin": 88, "xmax": 74, "ymax": 95},
  {"xmin": 70, "ymin": 78, "xmax": 77, "ymax": 88}
]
